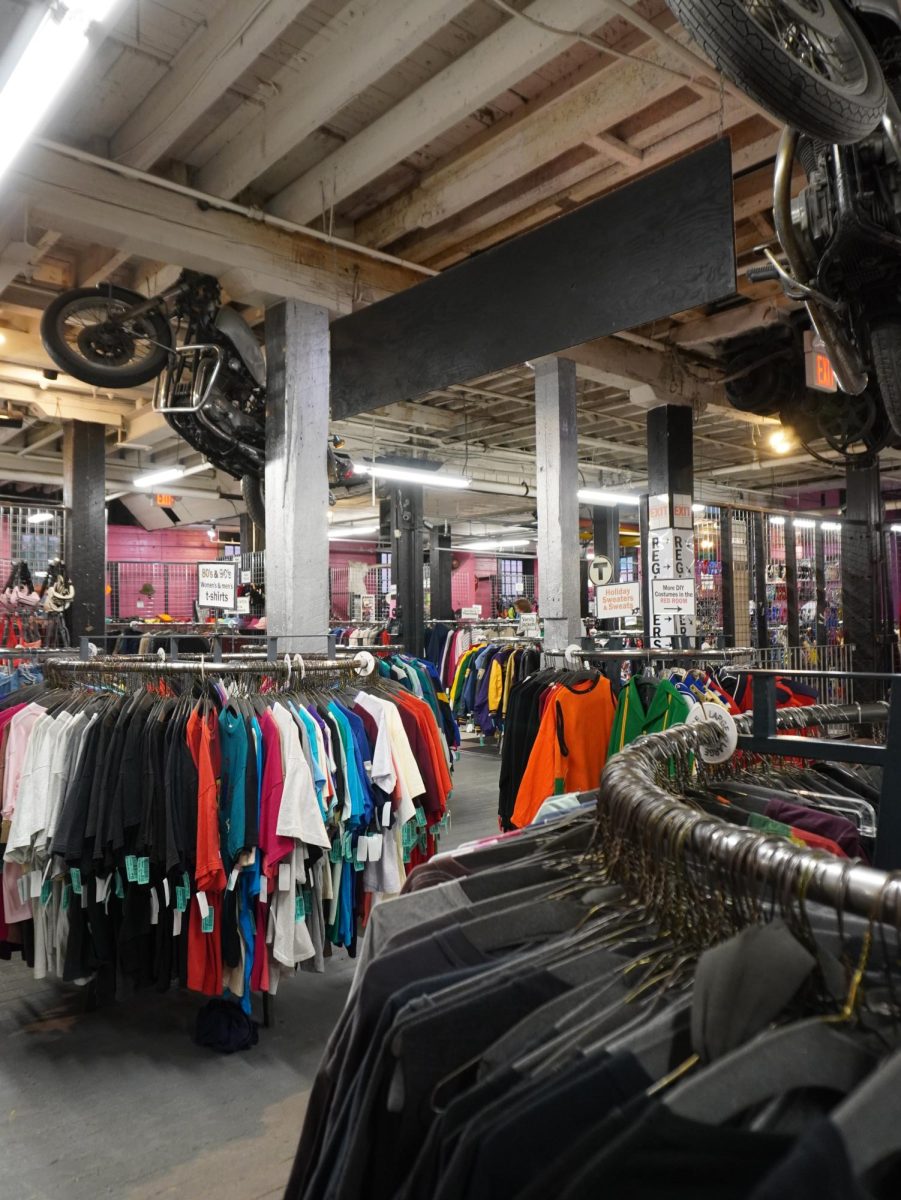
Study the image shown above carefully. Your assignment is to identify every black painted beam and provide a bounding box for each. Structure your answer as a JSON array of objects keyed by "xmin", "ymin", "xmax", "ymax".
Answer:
[
  {"xmin": 63, "ymin": 422, "xmax": 106, "ymax": 641},
  {"xmin": 330, "ymin": 140, "xmax": 736, "ymax": 418},
  {"xmin": 429, "ymin": 527, "xmax": 452, "ymax": 620},
  {"xmin": 843, "ymin": 460, "xmax": 893, "ymax": 697},
  {"xmin": 391, "ymin": 485, "xmax": 425, "ymax": 657},
  {"xmin": 752, "ymin": 512, "xmax": 769, "ymax": 650}
]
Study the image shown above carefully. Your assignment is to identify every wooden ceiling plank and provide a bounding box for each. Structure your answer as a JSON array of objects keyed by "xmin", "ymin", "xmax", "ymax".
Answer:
[
  {"xmin": 193, "ymin": 0, "xmax": 474, "ymax": 200},
  {"xmin": 110, "ymin": 0, "xmax": 318, "ymax": 170},
  {"xmin": 266, "ymin": 0, "xmax": 636, "ymax": 225}
]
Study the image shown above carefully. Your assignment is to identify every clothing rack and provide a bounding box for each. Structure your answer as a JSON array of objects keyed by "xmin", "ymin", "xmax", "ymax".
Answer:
[
  {"xmin": 43, "ymin": 652, "xmax": 376, "ymax": 686},
  {"xmin": 601, "ymin": 689, "xmax": 901, "ymax": 924},
  {"xmin": 734, "ymin": 670, "xmax": 901, "ymax": 870}
]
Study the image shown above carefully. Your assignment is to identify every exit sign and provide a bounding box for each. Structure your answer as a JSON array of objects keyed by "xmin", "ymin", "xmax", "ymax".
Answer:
[
  {"xmin": 804, "ymin": 330, "xmax": 837, "ymax": 393},
  {"xmin": 155, "ymin": 493, "xmax": 175, "ymax": 507}
]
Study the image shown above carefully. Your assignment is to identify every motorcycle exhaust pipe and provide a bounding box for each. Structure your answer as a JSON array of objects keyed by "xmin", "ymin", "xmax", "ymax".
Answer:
[{"xmin": 773, "ymin": 126, "xmax": 868, "ymax": 396}]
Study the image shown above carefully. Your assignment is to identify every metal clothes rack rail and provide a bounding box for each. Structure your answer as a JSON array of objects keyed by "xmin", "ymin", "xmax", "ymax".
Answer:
[
  {"xmin": 736, "ymin": 670, "xmax": 901, "ymax": 870},
  {"xmin": 601, "ymin": 695, "xmax": 901, "ymax": 924}
]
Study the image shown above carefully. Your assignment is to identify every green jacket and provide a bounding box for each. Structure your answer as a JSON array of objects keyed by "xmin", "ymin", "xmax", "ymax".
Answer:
[{"xmin": 607, "ymin": 677, "xmax": 692, "ymax": 758}]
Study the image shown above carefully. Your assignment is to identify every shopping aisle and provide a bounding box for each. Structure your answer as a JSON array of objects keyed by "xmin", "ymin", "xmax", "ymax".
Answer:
[{"xmin": 0, "ymin": 747, "xmax": 501, "ymax": 1200}]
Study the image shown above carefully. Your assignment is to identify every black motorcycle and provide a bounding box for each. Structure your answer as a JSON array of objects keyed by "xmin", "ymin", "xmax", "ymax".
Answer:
[
  {"xmin": 669, "ymin": 1, "xmax": 901, "ymax": 444},
  {"xmin": 39, "ymin": 269, "xmax": 353, "ymax": 525}
]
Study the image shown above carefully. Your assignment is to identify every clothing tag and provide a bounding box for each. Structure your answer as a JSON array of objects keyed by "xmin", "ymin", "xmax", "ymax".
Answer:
[
  {"xmin": 294, "ymin": 893, "xmax": 304, "ymax": 923},
  {"xmin": 227, "ymin": 866, "xmax": 240, "ymax": 892},
  {"xmin": 258, "ymin": 873, "xmax": 268, "ymax": 903},
  {"xmin": 175, "ymin": 885, "xmax": 187, "ymax": 913},
  {"xmin": 29, "ymin": 869, "xmax": 41, "ymax": 900},
  {"xmin": 381, "ymin": 801, "xmax": 392, "ymax": 829},
  {"xmin": 125, "ymin": 855, "xmax": 138, "ymax": 883},
  {"xmin": 414, "ymin": 806, "xmax": 427, "ymax": 828},
  {"xmin": 80, "ymin": 884, "xmax": 88, "ymax": 908},
  {"xmin": 368, "ymin": 833, "xmax": 383, "ymax": 862},
  {"xmin": 182, "ymin": 870, "xmax": 191, "ymax": 896},
  {"xmin": 137, "ymin": 857, "xmax": 150, "ymax": 885},
  {"xmin": 17, "ymin": 875, "xmax": 28, "ymax": 905},
  {"xmin": 95, "ymin": 875, "xmax": 111, "ymax": 904},
  {"xmin": 162, "ymin": 878, "xmax": 170, "ymax": 907},
  {"xmin": 278, "ymin": 862, "xmax": 290, "ymax": 892},
  {"xmin": 150, "ymin": 887, "xmax": 159, "ymax": 925},
  {"xmin": 172, "ymin": 908, "xmax": 182, "ymax": 936},
  {"xmin": 353, "ymin": 858, "xmax": 364, "ymax": 873},
  {"xmin": 69, "ymin": 866, "xmax": 82, "ymax": 895},
  {"xmin": 355, "ymin": 836, "xmax": 369, "ymax": 863},
  {"xmin": 201, "ymin": 909, "xmax": 214, "ymax": 934},
  {"xmin": 61, "ymin": 882, "xmax": 71, "ymax": 910},
  {"xmin": 196, "ymin": 890, "xmax": 210, "ymax": 920},
  {"xmin": 114, "ymin": 869, "xmax": 124, "ymax": 900},
  {"xmin": 40, "ymin": 879, "xmax": 52, "ymax": 906}
]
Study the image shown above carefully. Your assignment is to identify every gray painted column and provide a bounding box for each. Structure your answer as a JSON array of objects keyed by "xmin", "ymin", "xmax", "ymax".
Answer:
[
  {"xmin": 63, "ymin": 421, "xmax": 106, "ymax": 643},
  {"xmin": 534, "ymin": 356, "xmax": 581, "ymax": 655},
  {"xmin": 264, "ymin": 300, "xmax": 330, "ymax": 655}
]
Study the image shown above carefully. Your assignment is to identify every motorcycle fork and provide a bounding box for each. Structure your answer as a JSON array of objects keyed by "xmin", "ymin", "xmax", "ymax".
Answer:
[{"xmin": 113, "ymin": 282, "xmax": 185, "ymax": 324}]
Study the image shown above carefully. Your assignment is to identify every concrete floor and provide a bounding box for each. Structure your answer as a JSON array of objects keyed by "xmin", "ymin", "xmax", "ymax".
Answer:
[{"xmin": 0, "ymin": 743, "xmax": 501, "ymax": 1200}]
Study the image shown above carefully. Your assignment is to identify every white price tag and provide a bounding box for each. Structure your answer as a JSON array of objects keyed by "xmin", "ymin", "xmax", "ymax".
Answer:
[
  {"xmin": 196, "ymin": 890, "xmax": 210, "ymax": 920},
  {"xmin": 227, "ymin": 866, "xmax": 240, "ymax": 892},
  {"xmin": 163, "ymin": 878, "xmax": 170, "ymax": 907},
  {"xmin": 150, "ymin": 887, "xmax": 159, "ymax": 925},
  {"xmin": 259, "ymin": 874, "xmax": 268, "ymax": 903},
  {"xmin": 173, "ymin": 908, "xmax": 182, "ymax": 936},
  {"xmin": 278, "ymin": 862, "xmax": 291, "ymax": 892},
  {"xmin": 29, "ymin": 870, "xmax": 42, "ymax": 899}
]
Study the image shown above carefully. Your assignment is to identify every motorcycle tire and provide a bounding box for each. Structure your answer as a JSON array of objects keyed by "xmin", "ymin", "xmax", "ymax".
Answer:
[
  {"xmin": 870, "ymin": 319, "xmax": 901, "ymax": 438},
  {"xmin": 667, "ymin": 0, "xmax": 886, "ymax": 144},
  {"xmin": 40, "ymin": 285, "xmax": 173, "ymax": 388},
  {"xmin": 242, "ymin": 474, "xmax": 266, "ymax": 534}
]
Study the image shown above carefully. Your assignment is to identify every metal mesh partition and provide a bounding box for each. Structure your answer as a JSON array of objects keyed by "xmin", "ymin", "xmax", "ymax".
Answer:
[
  {"xmin": 329, "ymin": 559, "xmax": 392, "ymax": 622},
  {"xmin": 0, "ymin": 504, "xmax": 64, "ymax": 584},
  {"xmin": 106, "ymin": 561, "xmax": 201, "ymax": 621},
  {"xmin": 694, "ymin": 506, "xmax": 722, "ymax": 645},
  {"xmin": 793, "ymin": 518, "xmax": 817, "ymax": 640},
  {"xmin": 765, "ymin": 516, "xmax": 788, "ymax": 647},
  {"xmin": 823, "ymin": 523, "xmax": 843, "ymax": 644}
]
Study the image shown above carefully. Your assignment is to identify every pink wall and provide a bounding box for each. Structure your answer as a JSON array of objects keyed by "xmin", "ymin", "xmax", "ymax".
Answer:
[{"xmin": 106, "ymin": 525, "xmax": 218, "ymax": 563}]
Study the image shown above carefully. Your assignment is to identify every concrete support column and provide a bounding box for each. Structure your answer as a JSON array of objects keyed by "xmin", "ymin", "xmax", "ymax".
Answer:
[
  {"xmin": 843, "ymin": 460, "xmax": 893, "ymax": 695},
  {"xmin": 390, "ymin": 485, "xmax": 424, "ymax": 656},
  {"xmin": 429, "ymin": 525, "xmax": 453, "ymax": 620},
  {"xmin": 265, "ymin": 300, "xmax": 330, "ymax": 655},
  {"xmin": 534, "ymin": 356, "xmax": 581, "ymax": 655},
  {"xmin": 644, "ymin": 405, "xmax": 695, "ymax": 648},
  {"xmin": 63, "ymin": 421, "xmax": 106, "ymax": 642}
]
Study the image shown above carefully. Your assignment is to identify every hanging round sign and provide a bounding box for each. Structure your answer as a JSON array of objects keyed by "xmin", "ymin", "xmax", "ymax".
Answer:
[
  {"xmin": 588, "ymin": 555, "xmax": 614, "ymax": 587},
  {"xmin": 685, "ymin": 701, "xmax": 738, "ymax": 764}
]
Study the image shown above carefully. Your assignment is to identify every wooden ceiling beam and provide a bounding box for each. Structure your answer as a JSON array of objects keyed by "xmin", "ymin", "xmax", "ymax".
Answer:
[
  {"xmin": 266, "ymin": 0, "xmax": 642, "ymax": 225},
  {"xmin": 110, "ymin": 0, "xmax": 315, "ymax": 171},
  {"xmin": 358, "ymin": 34, "xmax": 698, "ymax": 250},
  {"xmin": 9, "ymin": 144, "xmax": 425, "ymax": 312},
  {"xmin": 194, "ymin": 0, "xmax": 474, "ymax": 200}
]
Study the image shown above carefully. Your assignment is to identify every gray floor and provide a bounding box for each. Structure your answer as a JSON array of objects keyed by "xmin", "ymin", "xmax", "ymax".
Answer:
[{"xmin": 0, "ymin": 745, "xmax": 501, "ymax": 1200}]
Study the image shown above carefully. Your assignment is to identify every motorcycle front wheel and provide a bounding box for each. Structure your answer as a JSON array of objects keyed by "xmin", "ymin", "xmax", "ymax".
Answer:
[
  {"xmin": 667, "ymin": 0, "xmax": 886, "ymax": 143},
  {"xmin": 40, "ymin": 286, "xmax": 174, "ymax": 388}
]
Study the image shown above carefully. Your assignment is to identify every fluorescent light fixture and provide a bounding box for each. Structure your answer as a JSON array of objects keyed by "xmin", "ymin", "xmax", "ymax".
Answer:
[
  {"xmin": 133, "ymin": 466, "xmax": 185, "ymax": 488},
  {"xmin": 821, "ymin": 522, "xmax": 842, "ymax": 532},
  {"xmin": 0, "ymin": 0, "xmax": 122, "ymax": 183},
  {"xmin": 577, "ymin": 489, "xmax": 640, "ymax": 507},
  {"xmin": 460, "ymin": 538, "xmax": 531, "ymax": 551},
  {"xmin": 329, "ymin": 523, "xmax": 380, "ymax": 540},
  {"xmin": 891, "ymin": 524, "xmax": 901, "ymax": 535},
  {"xmin": 692, "ymin": 503, "xmax": 706, "ymax": 513},
  {"xmin": 793, "ymin": 518, "xmax": 815, "ymax": 529},
  {"xmin": 769, "ymin": 516, "xmax": 786, "ymax": 526},
  {"xmin": 354, "ymin": 463, "xmax": 470, "ymax": 489},
  {"xmin": 27, "ymin": 510, "xmax": 55, "ymax": 524}
]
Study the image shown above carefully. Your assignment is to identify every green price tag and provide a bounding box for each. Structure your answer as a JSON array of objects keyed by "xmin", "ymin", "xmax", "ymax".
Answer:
[
  {"xmin": 40, "ymin": 880, "xmax": 51, "ymax": 906},
  {"xmin": 62, "ymin": 882, "xmax": 71, "ymax": 911},
  {"xmin": 414, "ymin": 806, "xmax": 427, "ymax": 828},
  {"xmin": 137, "ymin": 857, "xmax": 150, "ymax": 885},
  {"xmin": 182, "ymin": 871, "xmax": 190, "ymax": 895},
  {"xmin": 125, "ymin": 855, "xmax": 138, "ymax": 883},
  {"xmin": 69, "ymin": 867, "xmax": 82, "ymax": 895},
  {"xmin": 353, "ymin": 858, "xmax": 364, "ymax": 873},
  {"xmin": 294, "ymin": 893, "xmax": 304, "ymax": 922},
  {"xmin": 175, "ymin": 886, "xmax": 187, "ymax": 913},
  {"xmin": 201, "ymin": 910, "xmax": 214, "ymax": 934},
  {"xmin": 114, "ymin": 869, "xmax": 124, "ymax": 900},
  {"xmin": 329, "ymin": 838, "xmax": 342, "ymax": 863},
  {"xmin": 303, "ymin": 888, "xmax": 312, "ymax": 917}
]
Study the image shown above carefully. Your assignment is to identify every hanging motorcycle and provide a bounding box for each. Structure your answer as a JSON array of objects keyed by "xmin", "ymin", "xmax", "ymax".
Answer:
[
  {"xmin": 39, "ymin": 269, "xmax": 354, "ymax": 524},
  {"xmin": 667, "ymin": 1, "xmax": 901, "ymax": 443}
]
